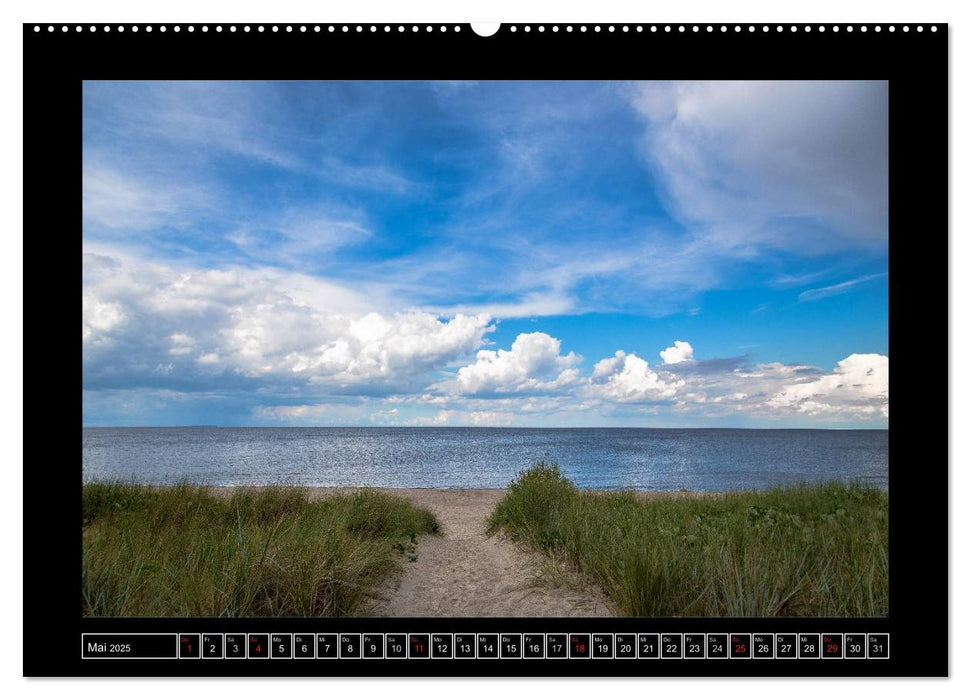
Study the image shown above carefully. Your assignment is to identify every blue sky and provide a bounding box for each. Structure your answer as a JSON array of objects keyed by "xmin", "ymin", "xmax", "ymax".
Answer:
[{"xmin": 82, "ymin": 80, "xmax": 889, "ymax": 428}]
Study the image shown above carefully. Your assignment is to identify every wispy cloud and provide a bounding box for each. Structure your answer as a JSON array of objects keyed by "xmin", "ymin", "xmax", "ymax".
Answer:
[
  {"xmin": 318, "ymin": 156, "xmax": 421, "ymax": 195},
  {"xmin": 629, "ymin": 80, "xmax": 888, "ymax": 253},
  {"xmin": 82, "ymin": 163, "xmax": 211, "ymax": 231},
  {"xmin": 798, "ymin": 273, "xmax": 888, "ymax": 302}
]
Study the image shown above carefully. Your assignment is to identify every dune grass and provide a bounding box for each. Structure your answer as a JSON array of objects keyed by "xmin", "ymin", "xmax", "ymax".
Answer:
[
  {"xmin": 488, "ymin": 462, "xmax": 888, "ymax": 617},
  {"xmin": 82, "ymin": 482, "xmax": 439, "ymax": 617}
]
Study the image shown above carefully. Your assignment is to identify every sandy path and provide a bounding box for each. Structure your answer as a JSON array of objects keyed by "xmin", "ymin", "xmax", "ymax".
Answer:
[
  {"xmin": 368, "ymin": 488, "xmax": 614, "ymax": 617},
  {"xmin": 208, "ymin": 486, "xmax": 615, "ymax": 617}
]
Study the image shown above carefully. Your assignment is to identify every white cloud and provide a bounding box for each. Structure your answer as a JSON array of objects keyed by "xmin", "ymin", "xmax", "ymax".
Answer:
[
  {"xmin": 251, "ymin": 402, "xmax": 372, "ymax": 426},
  {"xmin": 297, "ymin": 311, "xmax": 493, "ymax": 387},
  {"xmin": 168, "ymin": 333, "xmax": 195, "ymax": 356},
  {"xmin": 82, "ymin": 295, "xmax": 125, "ymax": 343},
  {"xmin": 92, "ymin": 81, "xmax": 300, "ymax": 169},
  {"xmin": 450, "ymin": 332, "xmax": 580, "ymax": 395},
  {"xmin": 732, "ymin": 362, "xmax": 818, "ymax": 380},
  {"xmin": 83, "ymin": 163, "xmax": 374, "ymax": 273},
  {"xmin": 660, "ymin": 340, "xmax": 694, "ymax": 364},
  {"xmin": 82, "ymin": 248, "xmax": 493, "ymax": 394},
  {"xmin": 798, "ymin": 273, "xmax": 888, "ymax": 302},
  {"xmin": 432, "ymin": 290, "xmax": 576, "ymax": 320},
  {"xmin": 318, "ymin": 156, "xmax": 420, "ymax": 195},
  {"xmin": 82, "ymin": 251, "xmax": 890, "ymax": 428},
  {"xmin": 469, "ymin": 410, "xmax": 517, "ymax": 426},
  {"xmin": 85, "ymin": 82, "xmax": 418, "ymax": 196},
  {"xmin": 82, "ymin": 162, "xmax": 216, "ymax": 236},
  {"xmin": 584, "ymin": 344, "xmax": 888, "ymax": 425},
  {"xmin": 768, "ymin": 353, "xmax": 889, "ymax": 419},
  {"xmin": 83, "ymin": 165, "xmax": 183, "ymax": 231},
  {"xmin": 228, "ymin": 208, "xmax": 373, "ymax": 264},
  {"xmin": 405, "ymin": 409, "xmax": 517, "ymax": 427},
  {"xmin": 589, "ymin": 350, "xmax": 684, "ymax": 402},
  {"xmin": 630, "ymin": 81, "xmax": 888, "ymax": 252}
]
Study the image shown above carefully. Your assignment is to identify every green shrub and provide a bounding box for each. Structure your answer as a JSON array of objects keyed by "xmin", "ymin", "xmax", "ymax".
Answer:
[
  {"xmin": 82, "ymin": 483, "xmax": 439, "ymax": 617},
  {"xmin": 489, "ymin": 463, "xmax": 888, "ymax": 617},
  {"xmin": 345, "ymin": 488, "xmax": 440, "ymax": 539}
]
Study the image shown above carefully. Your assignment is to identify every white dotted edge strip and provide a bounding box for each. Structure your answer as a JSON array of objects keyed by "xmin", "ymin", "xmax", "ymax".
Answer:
[
  {"xmin": 32, "ymin": 23, "xmax": 939, "ymax": 34},
  {"xmin": 32, "ymin": 24, "xmax": 463, "ymax": 33}
]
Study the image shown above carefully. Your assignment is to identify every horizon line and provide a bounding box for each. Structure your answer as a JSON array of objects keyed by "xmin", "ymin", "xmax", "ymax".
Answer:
[{"xmin": 82, "ymin": 424, "xmax": 889, "ymax": 431}]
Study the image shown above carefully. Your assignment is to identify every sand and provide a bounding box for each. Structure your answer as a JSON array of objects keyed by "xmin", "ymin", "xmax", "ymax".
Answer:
[
  {"xmin": 280, "ymin": 487, "xmax": 616, "ymax": 618},
  {"xmin": 206, "ymin": 485, "xmax": 709, "ymax": 617}
]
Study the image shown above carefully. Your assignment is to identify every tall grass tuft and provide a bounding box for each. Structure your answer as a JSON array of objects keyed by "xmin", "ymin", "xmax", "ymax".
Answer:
[
  {"xmin": 488, "ymin": 463, "xmax": 888, "ymax": 617},
  {"xmin": 82, "ymin": 483, "xmax": 439, "ymax": 617}
]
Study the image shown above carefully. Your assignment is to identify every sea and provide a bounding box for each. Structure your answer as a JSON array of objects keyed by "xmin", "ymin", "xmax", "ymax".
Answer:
[{"xmin": 81, "ymin": 427, "xmax": 888, "ymax": 492}]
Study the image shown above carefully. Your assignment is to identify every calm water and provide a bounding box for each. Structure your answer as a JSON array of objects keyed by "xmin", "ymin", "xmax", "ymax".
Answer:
[{"xmin": 81, "ymin": 427, "xmax": 888, "ymax": 491}]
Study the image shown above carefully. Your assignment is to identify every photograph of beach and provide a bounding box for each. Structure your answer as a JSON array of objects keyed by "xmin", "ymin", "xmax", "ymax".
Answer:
[{"xmin": 82, "ymin": 80, "xmax": 889, "ymax": 618}]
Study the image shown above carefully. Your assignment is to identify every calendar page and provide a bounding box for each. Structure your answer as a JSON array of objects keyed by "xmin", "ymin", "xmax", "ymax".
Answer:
[{"xmin": 22, "ymin": 20, "xmax": 946, "ymax": 678}]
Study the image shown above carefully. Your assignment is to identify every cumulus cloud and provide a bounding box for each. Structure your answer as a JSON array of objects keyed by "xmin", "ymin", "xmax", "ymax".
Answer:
[
  {"xmin": 82, "ymin": 295, "xmax": 125, "ymax": 343},
  {"xmin": 449, "ymin": 332, "xmax": 581, "ymax": 395},
  {"xmin": 660, "ymin": 340, "xmax": 694, "ymax": 364},
  {"xmin": 82, "ymin": 251, "xmax": 890, "ymax": 428},
  {"xmin": 630, "ymin": 81, "xmax": 888, "ymax": 252},
  {"xmin": 768, "ymin": 353, "xmax": 889, "ymax": 418},
  {"xmin": 590, "ymin": 350, "xmax": 684, "ymax": 402},
  {"xmin": 431, "ymin": 335, "xmax": 888, "ymax": 425},
  {"xmin": 296, "ymin": 311, "xmax": 493, "ymax": 387},
  {"xmin": 582, "ymin": 343, "xmax": 889, "ymax": 424},
  {"xmin": 82, "ymin": 248, "xmax": 493, "ymax": 394}
]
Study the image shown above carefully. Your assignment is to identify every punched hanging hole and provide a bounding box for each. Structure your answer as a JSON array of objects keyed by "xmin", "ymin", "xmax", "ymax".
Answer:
[{"xmin": 471, "ymin": 22, "xmax": 501, "ymax": 37}]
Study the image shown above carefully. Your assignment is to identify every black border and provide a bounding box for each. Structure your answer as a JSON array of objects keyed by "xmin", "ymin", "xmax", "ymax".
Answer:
[{"xmin": 24, "ymin": 22, "xmax": 948, "ymax": 677}]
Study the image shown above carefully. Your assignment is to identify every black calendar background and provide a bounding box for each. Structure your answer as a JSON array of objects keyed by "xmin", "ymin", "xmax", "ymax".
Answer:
[{"xmin": 23, "ymin": 21, "xmax": 946, "ymax": 677}]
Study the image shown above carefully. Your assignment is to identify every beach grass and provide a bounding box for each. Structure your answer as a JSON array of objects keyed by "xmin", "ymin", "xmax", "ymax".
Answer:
[
  {"xmin": 488, "ymin": 462, "xmax": 888, "ymax": 617},
  {"xmin": 82, "ymin": 482, "xmax": 439, "ymax": 617}
]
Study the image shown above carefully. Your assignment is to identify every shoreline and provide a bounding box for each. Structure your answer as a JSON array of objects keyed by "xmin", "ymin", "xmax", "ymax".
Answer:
[
  {"xmin": 204, "ymin": 485, "xmax": 720, "ymax": 501},
  {"xmin": 82, "ymin": 425, "xmax": 889, "ymax": 431}
]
